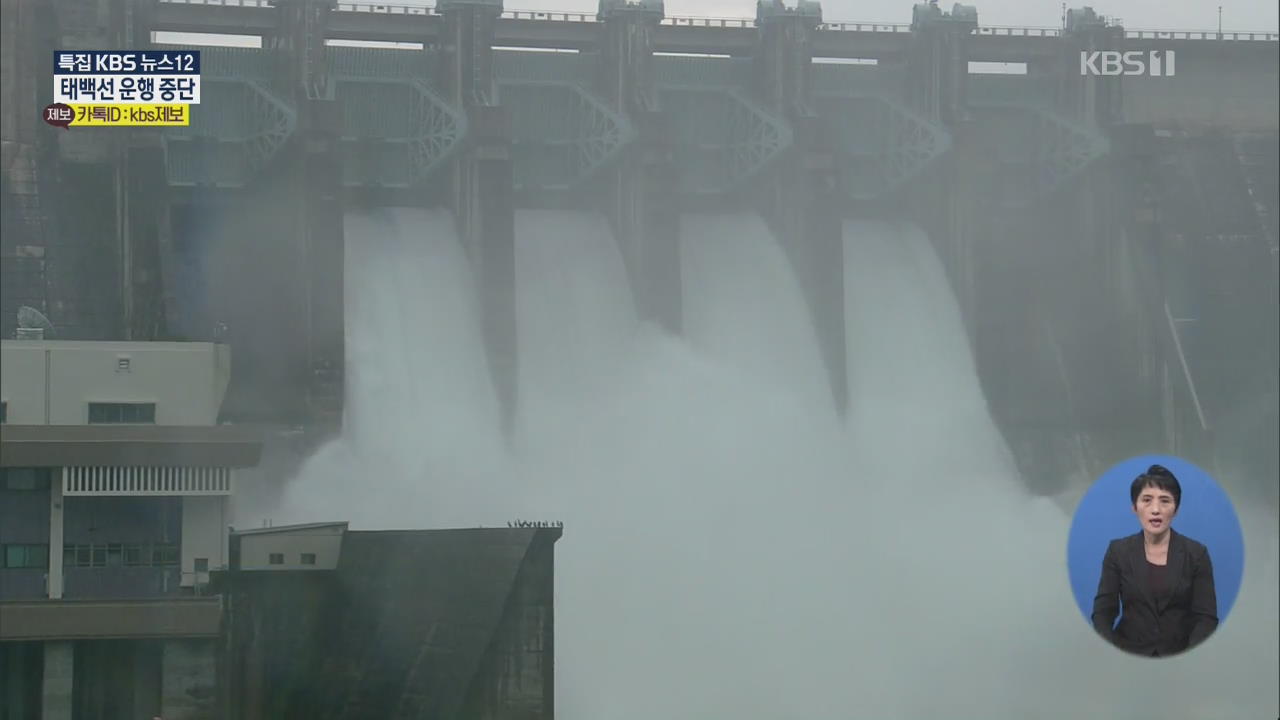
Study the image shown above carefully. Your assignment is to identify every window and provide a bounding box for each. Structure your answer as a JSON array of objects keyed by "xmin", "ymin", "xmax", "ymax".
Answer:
[
  {"xmin": 64, "ymin": 543, "xmax": 178, "ymax": 568},
  {"xmin": 194, "ymin": 558, "xmax": 209, "ymax": 572},
  {"xmin": 268, "ymin": 553, "xmax": 284, "ymax": 565},
  {"xmin": 1, "ymin": 468, "xmax": 51, "ymax": 491},
  {"xmin": 88, "ymin": 402, "xmax": 156, "ymax": 424},
  {"xmin": 124, "ymin": 545, "xmax": 145, "ymax": 566},
  {"xmin": 3, "ymin": 544, "xmax": 50, "ymax": 569},
  {"xmin": 151, "ymin": 544, "xmax": 179, "ymax": 566},
  {"xmin": 300, "ymin": 553, "xmax": 317, "ymax": 565},
  {"xmin": 0, "ymin": 401, "xmax": 6, "ymax": 423}
]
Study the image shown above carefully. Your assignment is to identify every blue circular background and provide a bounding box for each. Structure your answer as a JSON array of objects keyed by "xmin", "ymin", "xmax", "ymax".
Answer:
[{"xmin": 1066, "ymin": 454, "xmax": 1245, "ymax": 627}]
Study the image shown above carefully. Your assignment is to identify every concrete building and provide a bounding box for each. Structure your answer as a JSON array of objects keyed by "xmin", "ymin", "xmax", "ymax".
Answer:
[
  {"xmin": 0, "ymin": 338, "xmax": 262, "ymax": 720},
  {"xmin": 1, "ymin": 339, "xmax": 563, "ymax": 719},
  {"xmin": 0, "ymin": 339, "xmax": 232, "ymax": 426},
  {"xmin": 215, "ymin": 525, "xmax": 561, "ymax": 720},
  {"xmin": 230, "ymin": 521, "xmax": 347, "ymax": 571}
]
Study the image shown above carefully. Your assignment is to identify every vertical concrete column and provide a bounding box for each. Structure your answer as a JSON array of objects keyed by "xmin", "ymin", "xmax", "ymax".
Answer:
[
  {"xmin": 36, "ymin": 0, "xmax": 167, "ymax": 342},
  {"xmin": 161, "ymin": 639, "xmax": 217, "ymax": 720},
  {"xmin": 268, "ymin": 0, "xmax": 344, "ymax": 438},
  {"xmin": 107, "ymin": 0, "xmax": 169, "ymax": 341},
  {"xmin": 906, "ymin": 2, "xmax": 977, "ymax": 126},
  {"xmin": 123, "ymin": 138, "xmax": 171, "ymax": 340},
  {"xmin": 753, "ymin": 0, "xmax": 848, "ymax": 415},
  {"xmin": 596, "ymin": 0, "xmax": 681, "ymax": 334},
  {"xmin": 132, "ymin": 641, "xmax": 163, "ymax": 718},
  {"xmin": 121, "ymin": 0, "xmax": 173, "ymax": 343},
  {"xmin": 48, "ymin": 469, "xmax": 63, "ymax": 599},
  {"xmin": 1065, "ymin": 8, "xmax": 1161, "ymax": 449},
  {"xmin": 1, "ymin": 0, "xmax": 58, "ymax": 339},
  {"xmin": 437, "ymin": 0, "xmax": 517, "ymax": 434},
  {"xmin": 904, "ymin": 2, "xmax": 978, "ymax": 334},
  {"xmin": 41, "ymin": 641, "xmax": 73, "ymax": 720},
  {"xmin": 1060, "ymin": 7, "xmax": 1124, "ymax": 127}
]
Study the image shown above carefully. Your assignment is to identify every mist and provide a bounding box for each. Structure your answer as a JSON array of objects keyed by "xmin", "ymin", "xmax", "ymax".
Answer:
[{"xmin": 274, "ymin": 206, "xmax": 1279, "ymax": 718}]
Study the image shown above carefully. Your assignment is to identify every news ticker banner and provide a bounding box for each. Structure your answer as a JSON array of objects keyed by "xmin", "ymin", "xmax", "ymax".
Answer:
[{"xmin": 44, "ymin": 50, "xmax": 200, "ymax": 129}]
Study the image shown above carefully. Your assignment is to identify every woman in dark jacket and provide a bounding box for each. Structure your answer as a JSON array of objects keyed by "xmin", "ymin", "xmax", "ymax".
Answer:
[{"xmin": 1091, "ymin": 465, "xmax": 1219, "ymax": 657}]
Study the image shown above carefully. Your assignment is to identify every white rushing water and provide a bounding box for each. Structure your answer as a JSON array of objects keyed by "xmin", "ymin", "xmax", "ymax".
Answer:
[{"xmin": 279, "ymin": 207, "xmax": 1280, "ymax": 719}]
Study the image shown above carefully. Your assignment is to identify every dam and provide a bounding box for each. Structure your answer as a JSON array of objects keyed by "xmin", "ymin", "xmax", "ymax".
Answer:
[
  {"xmin": 3, "ymin": 0, "xmax": 1276, "ymax": 493},
  {"xmin": 1, "ymin": 1, "xmax": 1278, "ymax": 716}
]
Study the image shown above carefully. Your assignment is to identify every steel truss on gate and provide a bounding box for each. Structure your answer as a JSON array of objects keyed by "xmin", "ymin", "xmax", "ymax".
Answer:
[
  {"xmin": 501, "ymin": 79, "xmax": 635, "ymax": 192},
  {"xmin": 163, "ymin": 48, "xmax": 298, "ymax": 188},
  {"xmin": 814, "ymin": 92, "xmax": 951, "ymax": 200},
  {"xmin": 657, "ymin": 84, "xmax": 792, "ymax": 196},
  {"xmin": 966, "ymin": 101, "xmax": 1110, "ymax": 207},
  {"xmin": 334, "ymin": 77, "xmax": 466, "ymax": 187}
]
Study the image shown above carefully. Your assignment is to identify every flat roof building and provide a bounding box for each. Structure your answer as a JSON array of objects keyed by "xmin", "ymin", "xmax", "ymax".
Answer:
[
  {"xmin": 230, "ymin": 521, "xmax": 348, "ymax": 571},
  {"xmin": 0, "ymin": 338, "xmax": 262, "ymax": 720},
  {"xmin": 1, "ymin": 339, "xmax": 562, "ymax": 719}
]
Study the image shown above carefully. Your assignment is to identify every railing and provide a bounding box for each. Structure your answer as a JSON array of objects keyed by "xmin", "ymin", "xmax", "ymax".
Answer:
[
  {"xmin": 975, "ymin": 25, "xmax": 1061, "ymax": 37},
  {"xmin": 155, "ymin": 0, "xmax": 1280, "ymax": 40},
  {"xmin": 505, "ymin": 10, "xmax": 593, "ymax": 22},
  {"xmin": 662, "ymin": 15, "xmax": 754, "ymax": 28},
  {"xmin": 817, "ymin": 22, "xmax": 910, "ymax": 32},
  {"xmin": 1124, "ymin": 29, "xmax": 1279, "ymax": 41}
]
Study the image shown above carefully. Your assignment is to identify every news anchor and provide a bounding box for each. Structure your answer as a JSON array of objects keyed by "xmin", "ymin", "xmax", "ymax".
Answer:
[{"xmin": 1090, "ymin": 464, "xmax": 1219, "ymax": 657}]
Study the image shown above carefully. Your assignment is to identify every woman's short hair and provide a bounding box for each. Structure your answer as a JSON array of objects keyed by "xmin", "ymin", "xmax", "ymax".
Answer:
[{"xmin": 1130, "ymin": 464, "xmax": 1182, "ymax": 510}]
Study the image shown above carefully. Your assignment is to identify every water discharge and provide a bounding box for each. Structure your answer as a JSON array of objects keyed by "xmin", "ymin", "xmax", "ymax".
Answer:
[{"xmin": 279, "ymin": 207, "xmax": 1279, "ymax": 718}]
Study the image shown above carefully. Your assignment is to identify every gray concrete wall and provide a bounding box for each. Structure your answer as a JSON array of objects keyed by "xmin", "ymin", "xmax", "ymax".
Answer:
[
  {"xmin": 1123, "ymin": 55, "xmax": 1279, "ymax": 131},
  {"xmin": 0, "ymin": 340, "xmax": 230, "ymax": 425},
  {"xmin": 0, "ymin": 641, "xmax": 44, "ymax": 718},
  {"xmin": 161, "ymin": 639, "xmax": 217, "ymax": 720},
  {"xmin": 71, "ymin": 640, "xmax": 162, "ymax": 720},
  {"xmin": 237, "ymin": 526, "xmax": 343, "ymax": 571},
  {"xmin": 41, "ymin": 640, "xmax": 72, "ymax": 720},
  {"xmin": 0, "ymin": 569, "xmax": 46, "ymax": 600},
  {"xmin": 222, "ymin": 528, "xmax": 561, "ymax": 718},
  {"xmin": 459, "ymin": 533, "xmax": 556, "ymax": 719},
  {"xmin": 62, "ymin": 567, "xmax": 181, "ymax": 599}
]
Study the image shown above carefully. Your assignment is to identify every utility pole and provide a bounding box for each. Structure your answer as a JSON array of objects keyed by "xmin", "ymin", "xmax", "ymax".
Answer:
[{"xmin": 1217, "ymin": 6, "xmax": 1222, "ymax": 37}]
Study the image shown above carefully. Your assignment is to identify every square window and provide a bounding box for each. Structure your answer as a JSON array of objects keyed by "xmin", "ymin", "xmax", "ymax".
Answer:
[
  {"xmin": 90, "ymin": 546, "xmax": 106, "ymax": 567},
  {"xmin": 124, "ymin": 545, "xmax": 144, "ymax": 566},
  {"xmin": 300, "ymin": 553, "xmax": 317, "ymax": 565},
  {"xmin": 2, "ymin": 544, "xmax": 49, "ymax": 569},
  {"xmin": 268, "ymin": 553, "xmax": 284, "ymax": 565},
  {"xmin": 153, "ymin": 545, "xmax": 179, "ymax": 566},
  {"xmin": 106, "ymin": 544, "xmax": 123, "ymax": 567},
  {"xmin": 194, "ymin": 557, "xmax": 209, "ymax": 572},
  {"xmin": 75, "ymin": 546, "xmax": 91, "ymax": 567},
  {"xmin": 151, "ymin": 544, "xmax": 178, "ymax": 566}
]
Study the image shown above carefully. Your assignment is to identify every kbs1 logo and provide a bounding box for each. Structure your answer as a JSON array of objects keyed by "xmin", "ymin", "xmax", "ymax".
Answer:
[{"xmin": 1080, "ymin": 50, "xmax": 1176, "ymax": 77}]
